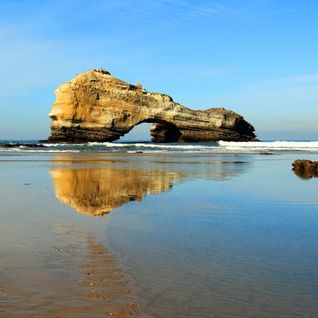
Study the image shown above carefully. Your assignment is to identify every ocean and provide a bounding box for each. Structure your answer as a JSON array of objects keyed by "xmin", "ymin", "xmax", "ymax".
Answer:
[{"xmin": 2, "ymin": 140, "xmax": 318, "ymax": 153}]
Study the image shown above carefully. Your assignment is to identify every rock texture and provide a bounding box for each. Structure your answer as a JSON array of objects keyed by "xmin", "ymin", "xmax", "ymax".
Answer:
[
  {"xmin": 48, "ymin": 69, "xmax": 256, "ymax": 143},
  {"xmin": 292, "ymin": 160, "xmax": 318, "ymax": 179}
]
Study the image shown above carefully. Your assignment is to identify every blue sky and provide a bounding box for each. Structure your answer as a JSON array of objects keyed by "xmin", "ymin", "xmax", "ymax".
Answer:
[{"xmin": 0, "ymin": 0, "xmax": 317, "ymax": 140}]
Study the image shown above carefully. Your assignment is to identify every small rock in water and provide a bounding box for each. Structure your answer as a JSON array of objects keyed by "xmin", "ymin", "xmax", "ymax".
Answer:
[
  {"xmin": 259, "ymin": 151, "xmax": 273, "ymax": 155},
  {"xmin": 292, "ymin": 159, "xmax": 318, "ymax": 179}
]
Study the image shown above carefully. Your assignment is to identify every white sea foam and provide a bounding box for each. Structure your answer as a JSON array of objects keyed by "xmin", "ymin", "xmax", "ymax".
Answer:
[
  {"xmin": 87, "ymin": 142, "xmax": 212, "ymax": 149},
  {"xmin": 32, "ymin": 150, "xmax": 81, "ymax": 153},
  {"xmin": 42, "ymin": 143, "xmax": 87, "ymax": 147},
  {"xmin": 43, "ymin": 142, "xmax": 212, "ymax": 150},
  {"xmin": 2, "ymin": 140, "xmax": 318, "ymax": 154},
  {"xmin": 218, "ymin": 141, "xmax": 318, "ymax": 152},
  {"xmin": 0, "ymin": 148, "xmax": 81, "ymax": 153}
]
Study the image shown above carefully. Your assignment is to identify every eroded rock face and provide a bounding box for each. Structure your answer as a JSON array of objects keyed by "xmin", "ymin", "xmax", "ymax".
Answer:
[{"xmin": 48, "ymin": 69, "xmax": 256, "ymax": 143}]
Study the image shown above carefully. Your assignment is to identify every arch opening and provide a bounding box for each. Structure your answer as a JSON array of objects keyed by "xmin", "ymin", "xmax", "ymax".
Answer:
[
  {"xmin": 118, "ymin": 119, "xmax": 182, "ymax": 143},
  {"xmin": 119, "ymin": 123, "xmax": 152, "ymax": 142}
]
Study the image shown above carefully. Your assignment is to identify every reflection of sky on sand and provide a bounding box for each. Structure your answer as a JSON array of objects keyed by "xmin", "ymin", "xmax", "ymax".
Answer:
[
  {"xmin": 103, "ymin": 154, "xmax": 318, "ymax": 318},
  {"xmin": 50, "ymin": 155, "xmax": 250, "ymax": 216},
  {"xmin": 0, "ymin": 155, "xmax": 151, "ymax": 317},
  {"xmin": 1, "ymin": 222, "xmax": 149, "ymax": 317},
  {"xmin": 1, "ymin": 152, "xmax": 318, "ymax": 318}
]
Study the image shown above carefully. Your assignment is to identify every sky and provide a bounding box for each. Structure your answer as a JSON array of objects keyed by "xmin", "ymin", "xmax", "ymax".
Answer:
[{"xmin": 0, "ymin": 0, "xmax": 317, "ymax": 140}]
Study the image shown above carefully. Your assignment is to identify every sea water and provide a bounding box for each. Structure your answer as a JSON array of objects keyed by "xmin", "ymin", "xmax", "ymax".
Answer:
[{"xmin": 1, "ymin": 140, "xmax": 318, "ymax": 153}]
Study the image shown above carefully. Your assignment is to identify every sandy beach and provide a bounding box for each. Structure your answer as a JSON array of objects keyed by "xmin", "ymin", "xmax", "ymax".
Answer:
[
  {"xmin": 1, "ymin": 151, "xmax": 318, "ymax": 317},
  {"xmin": 1, "ymin": 0, "xmax": 318, "ymax": 316}
]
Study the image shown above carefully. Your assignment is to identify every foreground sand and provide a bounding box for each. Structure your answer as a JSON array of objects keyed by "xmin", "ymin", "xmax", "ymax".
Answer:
[
  {"xmin": 1, "ymin": 152, "xmax": 318, "ymax": 318},
  {"xmin": 0, "ymin": 153, "xmax": 157, "ymax": 317}
]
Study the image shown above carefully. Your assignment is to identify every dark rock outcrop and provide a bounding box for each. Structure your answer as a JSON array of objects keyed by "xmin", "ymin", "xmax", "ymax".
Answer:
[
  {"xmin": 0, "ymin": 143, "xmax": 45, "ymax": 148},
  {"xmin": 292, "ymin": 160, "xmax": 318, "ymax": 179},
  {"xmin": 48, "ymin": 69, "xmax": 257, "ymax": 143}
]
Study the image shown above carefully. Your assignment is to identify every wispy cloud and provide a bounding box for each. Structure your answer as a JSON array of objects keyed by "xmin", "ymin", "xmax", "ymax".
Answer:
[
  {"xmin": 92, "ymin": 0, "xmax": 271, "ymax": 25},
  {"xmin": 0, "ymin": 0, "xmax": 251, "ymax": 94},
  {"xmin": 259, "ymin": 74, "xmax": 318, "ymax": 88},
  {"xmin": 0, "ymin": 0, "xmax": 317, "ymax": 139}
]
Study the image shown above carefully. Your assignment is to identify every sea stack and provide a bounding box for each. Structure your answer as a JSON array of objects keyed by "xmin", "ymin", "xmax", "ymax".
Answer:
[{"xmin": 48, "ymin": 69, "xmax": 257, "ymax": 143}]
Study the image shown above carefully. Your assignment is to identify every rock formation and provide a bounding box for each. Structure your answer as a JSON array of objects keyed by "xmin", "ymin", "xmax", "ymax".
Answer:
[
  {"xmin": 292, "ymin": 160, "xmax": 318, "ymax": 179},
  {"xmin": 48, "ymin": 69, "xmax": 256, "ymax": 143}
]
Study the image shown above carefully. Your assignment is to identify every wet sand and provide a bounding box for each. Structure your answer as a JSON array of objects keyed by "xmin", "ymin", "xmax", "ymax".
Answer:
[
  {"xmin": 1, "ymin": 152, "xmax": 318, "ymax": 317},
  {"xmin": 0, "ymin": 153, "xmax": 155, "ymax": 317},
  {"xmin": 1, "ymin": 220, "xmax": 150, "ymax": 318}
]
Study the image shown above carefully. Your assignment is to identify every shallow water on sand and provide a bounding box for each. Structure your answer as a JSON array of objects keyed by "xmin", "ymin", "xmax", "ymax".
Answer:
[{"xmin": 1, "ymin": 152, "xmax": 318, "ymax": 317}]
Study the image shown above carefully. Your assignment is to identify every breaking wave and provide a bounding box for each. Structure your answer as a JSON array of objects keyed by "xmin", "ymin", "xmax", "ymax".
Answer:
[
  {"xmin": 40, "ymin": 142, "xmax": 218, "ymax": 153},
  {"xmin": 1, "ymin": 140, "xmax": 318, "ymax": 154},
  {"xmin": 218, "ymin": 141, "xmax": 318, "ymax": 152}
]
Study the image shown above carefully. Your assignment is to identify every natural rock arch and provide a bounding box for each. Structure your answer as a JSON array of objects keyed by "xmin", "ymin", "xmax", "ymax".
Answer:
[{"xmin": 48, "ymin": 69, "xmax": 256, "ymax": 143}]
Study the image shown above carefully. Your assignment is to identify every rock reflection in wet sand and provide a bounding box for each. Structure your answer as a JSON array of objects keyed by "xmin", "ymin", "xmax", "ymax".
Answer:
[
  {"xmin": 50, "ymin": 167, "xmax": 181, "ymax": 216},
  {"xmin": 0, "ymin": 154, "xmax": 249, "ymax": 317},
  {"xmin": 50, "ymin": 157, "xmax": 247, "ymax": 217}
]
